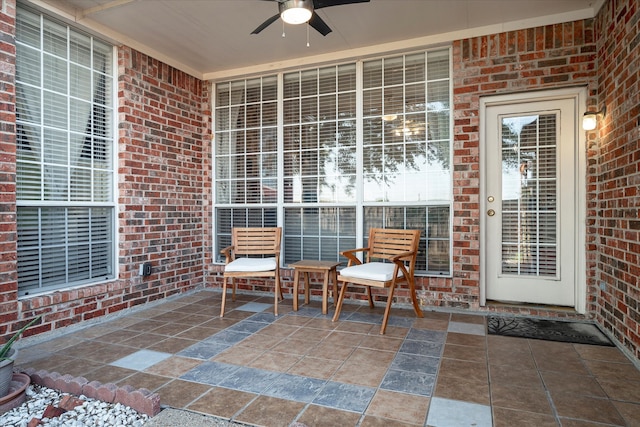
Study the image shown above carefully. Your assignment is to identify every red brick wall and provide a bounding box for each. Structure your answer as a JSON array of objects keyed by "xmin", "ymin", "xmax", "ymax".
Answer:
[
  {"xmin": 594, "ymin": 0, "xmax": 640, "ymax": 360},
  {"xmin": 1, "ymin": 34, "xmax": 211, "ymax": 341},
  {"xmin": 0, "ymin": 0, "xmax": 18, "ymax": 337},
  {"xmin": 418, "ymin": 20, "xmax": 600, "ymax": 315},
  {"xmin": 116, "ymin": 46, "xmax": 208, "ymax": 300}
]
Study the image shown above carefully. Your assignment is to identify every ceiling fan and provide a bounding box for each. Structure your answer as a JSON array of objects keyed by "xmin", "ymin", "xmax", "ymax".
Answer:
[{"xmin": 251, "ymin": 0, "xmax": 371, "ymax": 37}]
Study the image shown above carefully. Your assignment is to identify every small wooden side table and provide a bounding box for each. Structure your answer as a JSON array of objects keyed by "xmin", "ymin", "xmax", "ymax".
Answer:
[{"xmin": 290, "ymin": 260, "xmax": 341, "ymax": 315}]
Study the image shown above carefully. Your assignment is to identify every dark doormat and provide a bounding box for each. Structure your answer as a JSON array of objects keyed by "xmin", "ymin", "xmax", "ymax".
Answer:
[{"xmin": 487, "ymin": 315, "xmax": 614, "ymax": 346}]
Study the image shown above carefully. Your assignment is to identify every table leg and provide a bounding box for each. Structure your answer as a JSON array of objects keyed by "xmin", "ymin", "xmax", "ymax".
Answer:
[
  {"xmin": 304, "ymin": 272, "xmax": 310, "ymax": 305},
  {"xmin": 331, "ymin": 267, "xmax": 338, "ymax": 307},
  {"xmin": 293, "ymin": 269, "xmax": 300, "ymax": 311},
  {"xmin": 322, "ymin": 269, "xmax": 330, "ymax": 315}
]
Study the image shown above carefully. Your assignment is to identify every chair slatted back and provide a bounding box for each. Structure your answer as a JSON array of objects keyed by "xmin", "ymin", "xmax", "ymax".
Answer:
[
  {"xmin": 333, "ymin": 227, "xmax": 423, "ymax": 334},
  {"xmin": 232, "ymin": 227, "xmax": 281, "ymax": 257},
  {"xmin": 367, "ymin": 228, "xmax": 420, "ymax": 268}
]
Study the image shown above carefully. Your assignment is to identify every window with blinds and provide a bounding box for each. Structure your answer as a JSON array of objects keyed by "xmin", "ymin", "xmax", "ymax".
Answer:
[
  {"xmin": 501, "ymin": 114, "xmax": 558, "ymax": 277},
  {"xmin": 362, "ymin": 51, "xmax": 451, "ymax": 274},
  {"xmin": 15, "ymin": 7, "xmax": 116, "ymax": 295},
  {"xmin": 213, "ymin": 48, "xmax": 452, "ymax": 275}
]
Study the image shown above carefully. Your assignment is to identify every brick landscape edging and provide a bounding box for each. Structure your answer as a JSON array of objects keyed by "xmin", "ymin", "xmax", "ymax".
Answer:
[{"xmin": 20, "ymin": 368, "xmax": 161, "ymax": 417}]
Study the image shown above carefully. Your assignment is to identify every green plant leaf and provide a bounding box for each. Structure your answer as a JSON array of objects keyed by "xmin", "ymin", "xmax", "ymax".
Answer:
[{"xmin": 0, "ymin": 315, "xmax": 42, "ymax": 360}]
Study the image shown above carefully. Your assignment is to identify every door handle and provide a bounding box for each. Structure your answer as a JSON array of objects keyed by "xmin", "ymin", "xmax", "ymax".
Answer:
[{"xmin": 487, "ymin": 209, "xmax": 495, "ymax": 217}]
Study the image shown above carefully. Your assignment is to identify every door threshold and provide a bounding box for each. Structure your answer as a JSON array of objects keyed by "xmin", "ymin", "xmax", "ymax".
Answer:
[{"xmin": 485, "ymin": 300, "xmax": 583, "ymax": 318}]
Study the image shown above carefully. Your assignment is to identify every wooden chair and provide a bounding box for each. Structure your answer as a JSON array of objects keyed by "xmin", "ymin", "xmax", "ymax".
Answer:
[
  {"xmin": 332, "ymin": 228, "xmax": 423, "ymax": 334},
  {"xmin": 220, "ymin": 227, "xmax": 283, "ymax": 317}
]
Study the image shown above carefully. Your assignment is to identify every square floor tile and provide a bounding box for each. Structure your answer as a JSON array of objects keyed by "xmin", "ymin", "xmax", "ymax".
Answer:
[
  {"xmin": 262, "ymin": 373, "xmax": 326, "ymax": 402},
  {"xmin": 187, "ymin": 387, "xmax": 258, "ymax": 419},
  {"xmin": 155, "ymin": 379, "xmax": 212, "ymax": 408},
  {"xmin": 290, "ymin": 306, "xmax": 323, "ymax": 317},
  {"xmin": 118, "ymin": 371, "xmax": 171, "ymax": 392},
  {"xmin": 236, "ymin": 302, "xmax": 273, "ymax": 312},
  {"xmin": 313, "ymin": 381, "xmax": 376, "ymax": 413},
  {"xmin": 225, "ymin": 320, "xmax": 268, "ymax": 334},
  {"xmin": 234, "ymin": 395, "xmax": 306, "ymax": 427},
  {"xmin": 144, "ymin": 355, "xmax": 202, "ymax": 377},
  {"xmin": 447, "ymin": 321, "xmax": 486, "ymax": 336},
  {"xmin": 390, "ymin": 353, "xmax": 440, "ymax": 375},
  {"xmin": 434, "ymin": 374, "xmax": 490, "ymax": 406},
  {"xmin": 248, "ymin": 350, "xmax": 302, "ymax": 372},
  {"xmin": 426, "ymin": 397, "xmax": 492, "ymax": 427},
  {"xmin": 612, "ymin": 401, "xmax": 640, "ymax": 426},
  {"xmin": 344, "ymin": 312, "xmax": 383, "ymax": 324},
  {"xmin": 366, "ymin": 389, "xmax": 430, "ymax": 425},
  {"xmin": 442, "ymin": 343, "xmax": 487, "ymax": 363},
  {"xmin": 287, "ymin": 356, "xmax": 342, "ymax": 380},
  {"xmin": 387, "ymin": 316, "xmax": 416, "ymax": 328},
  {"xmin": 406, "ymin": 328, "xmax": 446, "ymax": 343},
  {"xmin": 298, "ymin": 404, "xmax": 362, "ymax": 427},
  {"xmin": 218, "ymin": 366, "xmax": 281, "ymax": 393},
  {"xmin": 399, "ymin": 340, "xmax": 443, "ymax": 357},
  {"xmin": 109, "ymin": 349, "xmax": 171, "ymax": 371},
  {"xmin": 88, "ymin": 365, "xmax": 137, "ymax": 384},
  {"xmin": 247, "ymin": 312, "xmax": 278, "ymax": 323},
  {"xmin": 205, "ymin": 329, "xmax": 252, "ymax": 345},
  {"xmin": 492, "ymin": 407, "xmax": 557, "ymax": 427},
  {"xmin": 380, "ymin": 369, "xmax": 435, "ymax": 396},
  {"xmin": 177, "ymin": 341, "xmax": 231, "ymax": 359},
  {"xmin": 180, "ymin": 361, "xmax": 240, "ymax": 386},
  {"xmin": 553, "ymin": 393, "xmax": 626, "ymax": 425}
]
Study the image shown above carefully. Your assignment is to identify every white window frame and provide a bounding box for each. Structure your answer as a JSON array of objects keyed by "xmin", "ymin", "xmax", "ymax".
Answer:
[
  {"xmin": 15, "ymin": 6, "xmax": 118, "ymax": 296},
  {"xmin": 213, "ymin": 48, "xmax": 453, "ymax": 277}
]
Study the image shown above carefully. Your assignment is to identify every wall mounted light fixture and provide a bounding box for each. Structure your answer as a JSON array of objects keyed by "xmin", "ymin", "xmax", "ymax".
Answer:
[{"xmin": 583, "ymin": 106, "xmax": 606, "ymax": 131}]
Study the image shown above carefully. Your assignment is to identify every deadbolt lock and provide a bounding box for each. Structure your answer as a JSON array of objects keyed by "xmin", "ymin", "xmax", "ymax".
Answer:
[{"xmin": 487, "ymin": 196, "xmax": 494, "ymax": 202}]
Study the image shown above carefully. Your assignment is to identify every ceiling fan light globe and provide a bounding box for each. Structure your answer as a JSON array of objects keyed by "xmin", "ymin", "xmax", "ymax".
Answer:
[{"xmin": 280, "ymin": 0, "xmax": 313, "ymax": 25}]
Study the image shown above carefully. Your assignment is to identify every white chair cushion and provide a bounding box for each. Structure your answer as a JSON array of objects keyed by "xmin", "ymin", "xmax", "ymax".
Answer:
[
  {"xmin": 340, "ymin": 262, "xmax": 402, "ymax": 282},
  {"xmin": 225, "ymin": 257, "xmax": 277, "ymax": 272}
]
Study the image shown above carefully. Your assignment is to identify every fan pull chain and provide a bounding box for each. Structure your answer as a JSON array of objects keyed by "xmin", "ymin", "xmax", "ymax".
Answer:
[
  {"xmin": 282, "ymin": 20, "xmax": 285, "ymax": 38},
  {"xmin": 306, "ymin": 24, "xmax": 310, "ymax": 47}
]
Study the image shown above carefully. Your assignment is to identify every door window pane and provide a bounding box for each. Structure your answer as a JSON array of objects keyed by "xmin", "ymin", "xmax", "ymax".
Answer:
[{"xmin": 500, "ymin": 114, "xmax": 558, "ymax": 277}]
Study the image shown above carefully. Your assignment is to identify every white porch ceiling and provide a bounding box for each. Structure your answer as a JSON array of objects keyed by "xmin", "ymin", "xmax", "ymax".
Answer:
[{"xmin": 31, "ymin": 0, "xmax": 603, "ymax": 80}]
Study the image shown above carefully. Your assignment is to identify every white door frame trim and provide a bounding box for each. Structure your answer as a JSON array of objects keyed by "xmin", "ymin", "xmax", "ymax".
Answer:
[{"xmin": 479, "ymin": 87, "xmax": 587, "ymax": 314}]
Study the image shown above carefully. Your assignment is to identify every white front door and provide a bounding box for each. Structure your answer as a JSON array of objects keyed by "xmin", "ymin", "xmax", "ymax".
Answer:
[{"xmin": 482, "ymin": 92, "xmax": 583, "ymax": 307}]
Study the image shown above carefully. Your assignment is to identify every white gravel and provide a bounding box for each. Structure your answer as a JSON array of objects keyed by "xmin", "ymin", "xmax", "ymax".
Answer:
[{"xmin": 0, "ymin": 383, "xmax": 149, "ymax": 427}]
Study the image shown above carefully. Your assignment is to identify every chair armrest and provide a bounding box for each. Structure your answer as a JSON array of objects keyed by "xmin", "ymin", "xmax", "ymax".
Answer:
[
  {"xmin": 340, "ymin": 247, "xmax": 369, "ymax": 266},
  {"xmin": 390, "ymin": 250, "xmax": 416, "ymax": 278},
  {"xmin": 390, "ymin": 250, "xmax": 416, "ymax": 262},
  {"xmin": 220, "ymin": 245, "xmax": 234, "ymax": 263}
]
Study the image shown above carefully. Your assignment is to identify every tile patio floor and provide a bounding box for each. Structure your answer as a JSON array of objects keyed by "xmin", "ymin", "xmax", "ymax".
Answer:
[{"xmin": 14, "ymin": 290, "xmax": 640, "ymax": 426}]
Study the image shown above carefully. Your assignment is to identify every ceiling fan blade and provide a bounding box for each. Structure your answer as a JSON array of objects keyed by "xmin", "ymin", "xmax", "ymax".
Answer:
[
  {"xmin": 313, "ymin": 0, "xmax": 369, "ymax": 9},
  {"xmin": 308, "ymin": 12, "xmax": 331, "ymax": 36},
  {"xmin": 251, "ymin": 13, "xmax": 281, "ymax": 34}
]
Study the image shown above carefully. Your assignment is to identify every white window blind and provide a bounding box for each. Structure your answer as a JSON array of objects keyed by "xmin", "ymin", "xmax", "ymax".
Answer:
[
  {"xmin": 500, "ymin": 114, "xmax": 558, "ymax": 277},
  {"xmin": 214, "ymin": 49, "xmax": 452, "ymax": 275},
  {"xmin": 15, "ymin": 7, "xmax": 116, "ymax": 295}
]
